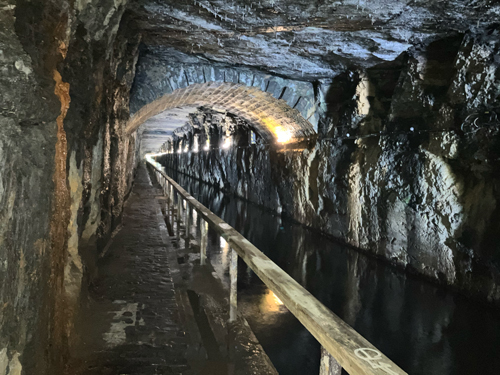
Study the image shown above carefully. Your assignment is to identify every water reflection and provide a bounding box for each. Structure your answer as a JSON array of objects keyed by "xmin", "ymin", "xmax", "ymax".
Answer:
[
  {"xmin": 261, "ymin": 290, "xmax": 286, "ymax": 314},
  {"xmin": 163, "ymin": 167, "xmax": 500, "ymax": 375}
]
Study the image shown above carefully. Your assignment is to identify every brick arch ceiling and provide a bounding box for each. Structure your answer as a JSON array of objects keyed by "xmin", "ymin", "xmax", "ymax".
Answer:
[{"xmin": 126, "ymin": 82, "xmax": 317, "ymax": 143}]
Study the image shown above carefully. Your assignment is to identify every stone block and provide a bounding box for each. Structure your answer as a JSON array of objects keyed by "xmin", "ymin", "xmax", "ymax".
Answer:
[
  {"xmin": 281, "ymin": 87, "xmax": 301, "ymax": 108},
  {"xmin": 238, "ymin": 70, "xmax": 254, "ymax": 86},
  {"xmin": 184, "ymin": 65, "xmax": 205, "ymax": 85},
  {"xmin": 251, "ymin": 73, "xmax": 269, "ymax": 91},
  {"xmin": 213, "ymin": 66, "xmax": 225, "ymax": 82},
  {"xmin": 282, "ymin": 80, "xmax": 314, "ymax": 108},
  {"xmin": 294, "ymin": 97, "xmax": 314, "ymax": 120},
  {"xmin": 224, "ymin": 69, "xmax": 239, "ymax": 83},
  {"xmin": 266, "ymin": 80, "xmax": 283, "ymax": 99},
  {"xmin": 203, "ymin": 66, "xmax": 216, "ymax": 82}
]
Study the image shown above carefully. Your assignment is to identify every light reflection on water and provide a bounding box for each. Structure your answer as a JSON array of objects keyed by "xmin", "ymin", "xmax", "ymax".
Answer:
[{"xmin": 163, "ymin": 167, "xmax": 500, "ymax": 375}]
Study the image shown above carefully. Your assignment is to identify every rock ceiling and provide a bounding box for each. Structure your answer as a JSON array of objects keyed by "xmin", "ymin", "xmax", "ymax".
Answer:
[
  {"xmin": 129, "ymin": 0, "xmax": 499, "ymax": 79},
  {"xmin": 127, "ymin": 0, "xmax": 499, "ymax": 145}
]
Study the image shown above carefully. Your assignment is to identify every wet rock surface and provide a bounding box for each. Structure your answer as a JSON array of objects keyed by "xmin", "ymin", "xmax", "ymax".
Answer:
[
  {"xmin": 160, "ymin": 128, "xmax": 500, "ymax": 304},
  {"xmin": 1, "ymin": 2, "xmax": 68, "ymax": 373},
  {"xmin": 157, "ymin": 28, "xmax": 500, "ymax": 304},
  {"xmin": 129, "ymin": 0, "xmax": 499, "ymax": 79},
  {"xmin": 1, "ymin": 1, "xmax": 140, "ymax": 373}
]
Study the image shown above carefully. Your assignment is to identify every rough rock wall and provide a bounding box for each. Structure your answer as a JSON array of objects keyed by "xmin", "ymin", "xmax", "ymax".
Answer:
[
  {"xmin": 130, "ymin": 0, "xmax": 497, "ymax": 80},
  {"xmin": 159, "ymin": 29, "xmax": 500, "ymax": 304},
  {"xmin": 0, "ymin": 3, "xmax": 59, "ymax": 373},
  {"xmin": 0, "ymin": 1, "xmax": 139, "ymax": 374}
]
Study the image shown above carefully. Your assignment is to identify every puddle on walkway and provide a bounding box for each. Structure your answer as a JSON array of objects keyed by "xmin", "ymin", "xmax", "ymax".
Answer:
[{"xmin": 163, "ymin": 167, "xmax": 500, "ymax": 375}]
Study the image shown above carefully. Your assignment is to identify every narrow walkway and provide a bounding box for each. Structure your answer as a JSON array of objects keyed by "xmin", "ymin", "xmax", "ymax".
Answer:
[{"xmin": 67, "ymin": 163, "xmax": 191, "ymax": 375}]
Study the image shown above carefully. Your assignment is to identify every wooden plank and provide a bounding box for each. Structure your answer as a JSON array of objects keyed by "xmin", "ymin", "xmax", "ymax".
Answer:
[
  {"xmin": 229, "ymin": 247, "xmax": 238, "ymax": 323},
  {"xmin": 320, "ymin": 346, "xmax": 342, "ymax": 375},
  {"xmin": 146, "ymin": 158, "xmax": 407, "ymax": 375}
]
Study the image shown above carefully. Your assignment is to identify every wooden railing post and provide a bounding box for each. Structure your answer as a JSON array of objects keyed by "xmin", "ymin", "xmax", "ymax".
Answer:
[
  {"xmin": 227, "ymin": 248, "xmax": 238, "ymax": 373},
  {"xmin": 177, "ymin": 194, "xmax": 182, "ymax": 241},
  {"xmin": 170, "ymin": 184, "xmax": 175, "ymax": 226},
  {"xmin": 200, "ymin": 220, "xmax": 207, "ymax": 265},
  {"xmin": 320, "ymin": 346, "xmax": 342, "ymax": 375},
  {"xmin": 185, "ymin": 204, "xmax": 191, "ymax": 250},
  {"xmin": 229, "ymin": 247, "xmax": 238, "ymax": 323},
  {"xmin": 166, "ymin": 182, "xmax": 170, "ymax": 220}
]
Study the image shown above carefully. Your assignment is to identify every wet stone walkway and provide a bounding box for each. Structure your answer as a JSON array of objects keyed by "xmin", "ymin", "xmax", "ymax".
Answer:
[{"xmin": 67, "ymin": 163, "xmax": 191, "ymax": 375}]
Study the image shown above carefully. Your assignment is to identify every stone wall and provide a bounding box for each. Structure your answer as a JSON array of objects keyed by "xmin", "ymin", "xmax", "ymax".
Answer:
[
  {"xmin": 127, "ymin": 82, "xmax": 317, "ymax": 144},
  {"xmin": 0, "ymin": 1, "xmax": 139, "ymax": 374},
  {"xmin": 158, "ymin": 29, "xmax": 500, "ymax": 305},
  {"xmin": 130, "ymin": 52, "xmax": 321, "ymax": 130}
]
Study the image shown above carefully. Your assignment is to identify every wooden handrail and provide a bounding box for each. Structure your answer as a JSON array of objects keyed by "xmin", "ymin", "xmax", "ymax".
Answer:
[{"xmin": 146, "ymin": 155, "xmax": 407, "ymax": 375}]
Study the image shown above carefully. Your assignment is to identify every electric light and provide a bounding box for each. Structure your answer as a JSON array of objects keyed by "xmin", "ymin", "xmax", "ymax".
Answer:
[{"xmin": 275, "ymin": 126, "xmax": 292, "ymax": 143}]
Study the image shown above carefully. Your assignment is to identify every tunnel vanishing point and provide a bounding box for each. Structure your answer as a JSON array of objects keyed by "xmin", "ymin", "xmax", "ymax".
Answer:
[{"xmin": 1, "ymin": 0, "xmax": 500, "ymax": 374}]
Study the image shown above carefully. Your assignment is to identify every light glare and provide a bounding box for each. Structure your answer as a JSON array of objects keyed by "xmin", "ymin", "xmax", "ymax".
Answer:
[{"xmin": 275, "ymin": 126, "xmax": 292, "ymax": 143}]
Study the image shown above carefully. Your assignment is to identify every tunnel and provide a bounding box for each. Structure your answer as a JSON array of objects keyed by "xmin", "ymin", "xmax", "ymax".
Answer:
[{"xmin": 1, "ymin": 0, "xmax": 500, "ymax": 374}]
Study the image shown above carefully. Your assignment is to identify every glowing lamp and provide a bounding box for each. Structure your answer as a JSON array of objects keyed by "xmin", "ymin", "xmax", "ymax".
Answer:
[{"xmin": 275, "ymin": 126, "xmax": 292, "ymax": 143}]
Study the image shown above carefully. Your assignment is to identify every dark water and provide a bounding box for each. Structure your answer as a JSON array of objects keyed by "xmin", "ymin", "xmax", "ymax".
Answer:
[{"xmin": 163, "ymin": 167, "xmax": 500, "ymax": 375}]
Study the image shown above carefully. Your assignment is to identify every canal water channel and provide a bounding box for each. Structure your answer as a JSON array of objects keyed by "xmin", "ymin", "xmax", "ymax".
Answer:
[{"xmin": 161, "ymin": 166, "xmax": 500, "ymax": 375}]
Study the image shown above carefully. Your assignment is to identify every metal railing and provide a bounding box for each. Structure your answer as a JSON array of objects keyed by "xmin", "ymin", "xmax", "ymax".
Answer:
[{"xmin": 146, "ymin": 155, "xmax": 407, "ymax": 375}]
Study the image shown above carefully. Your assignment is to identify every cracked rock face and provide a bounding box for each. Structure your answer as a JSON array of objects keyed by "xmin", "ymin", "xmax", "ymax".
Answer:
[
  {"xmin": 129, "ymin": 0, "xmax": 499, "ymax": 79},
  {"xmin": 1, "ymin": 1, "xmax": 140, "ymax": 374}
]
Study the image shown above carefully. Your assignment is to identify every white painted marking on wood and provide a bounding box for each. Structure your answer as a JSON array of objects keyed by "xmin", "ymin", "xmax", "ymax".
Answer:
[{"xmin": 354, "ymin": 348, "xmax": 399, "ymax": 375}]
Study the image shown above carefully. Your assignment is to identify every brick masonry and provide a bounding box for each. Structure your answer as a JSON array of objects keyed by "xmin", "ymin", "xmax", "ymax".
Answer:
[{"xmin": 126, "ymin": 82, "xmax": 318, "ymax": 143}]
